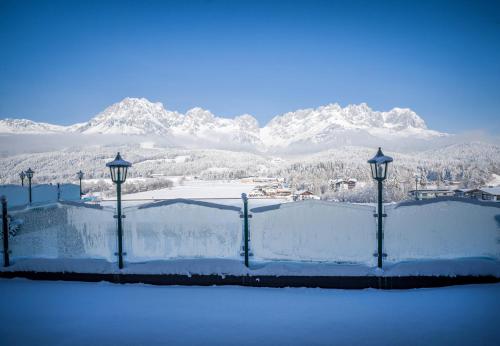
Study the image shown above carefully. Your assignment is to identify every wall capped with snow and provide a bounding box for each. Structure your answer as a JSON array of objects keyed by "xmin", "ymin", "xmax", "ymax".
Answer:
[
  {"xmin": 0, "ymin": 185, "xmax": 28, "ymax": 207},
  {"xmin": 385, "ymin": 200, "xmax": 500, "ymax": 261},
  {"xmin": 250, "ymin": 200, "xmax": 377, "ymax": 265},
  {"xmin": 3, "ymin": 198, "xmax": 499, "ymax": 267},
  {"xmin": 8, "ymin": 203, "xmax": 116, "ymax": 262},
  {"xmin": 122, "ymin": 200, "xmax": 243, "ymax": 261},
  {"xmin": 0, "ymin": 184, "xmax": 80, "ymax": 207},
  {"xmin": 59, "ymin": 184, "xmax": 81, "ymax": 201}
]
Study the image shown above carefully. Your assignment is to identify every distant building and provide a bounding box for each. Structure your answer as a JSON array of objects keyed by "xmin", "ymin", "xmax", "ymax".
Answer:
[
  {"xmin": 408, "ymin": 189, "xmax": 455, "ymax": 200},
  {"xmin": 453, "ymin": 188, "xmax": 479, "ymax": 198},
  {"xmin": 293, "ymin": 190, "xmax": 320, "ymax": 201},
  {"xmin": 477, "ymin": 187, "xmax": 500, "ymax": 201},
  {"xmin": 330, "ymin": 178, "xmax": 357, "ymax": 191},
  {"xmin": 454, "ymin": 187, "xmax": 500, "ymax": 202},
  {"xmin": 248, "ymin": 181, "xmax": 291, "ymax": 199},
  {"xmin": 275, "ymin": 188, "xmax": 292, "ymax": 197},
  {"xmin": 347, "ymin": 179, "xmax": 357, "ymax": 190},
  {"xmin": 248, "ymin": 190, "xmax": 265, "ymax": 198}
]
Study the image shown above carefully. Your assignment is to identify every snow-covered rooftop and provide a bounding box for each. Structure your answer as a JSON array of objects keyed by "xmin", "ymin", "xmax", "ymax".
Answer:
[{"xmin": 479, "ymin": 187, "xmax": 500, "ymax": 195}]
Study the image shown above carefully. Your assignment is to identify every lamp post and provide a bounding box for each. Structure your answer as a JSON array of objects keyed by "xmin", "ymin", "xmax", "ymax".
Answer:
[
  {"xmin": 415, "ymin": 176, "xmax": 419, "ymax": 201},
  {"xmin": 77, "ymin": 170, "xmax": 84, "ymax": 198},
  {"xmin": 368, "ymin": 147, "xmax": 393, "ymax": 269},
  {"xmin": 242, "ymin": 193, "xmax": 249, "ymax": 268},
  {"xmin": 19, "ymin": 171, "xmax": 25, "ymax": 186},
  {"xmin": 106, "ymin": 152, "xmax": 131, "ymax": 269},
  {"xmin": 25, "ymin": 168, "xmax": 34, "ymax": 204}
]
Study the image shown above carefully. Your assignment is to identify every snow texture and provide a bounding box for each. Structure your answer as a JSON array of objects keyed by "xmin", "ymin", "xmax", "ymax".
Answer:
[
  {"xmin": 8, "ymin": 203, "xmax": 116, "ymax": 261},
  {"xmin": 0, "ymin": 183, "xmax": 80, "ymax": 207},
  {"xmin": 385, "ymin": 199, "xmax": 500, "ymax": 261},
  {"xmin": 250, "ymin": 200, "xmax": 377, "ymax": 265},
  {"xmin": 0, "ymin": 279, "xmax": 499, "ymax": 346},
  {"xmin": 123, "ymin": 200, "xmax": 242, "ymax": 260},
  {"xmin": 3, "ymin": 198, "xmax": 500, "ymax": 276}
]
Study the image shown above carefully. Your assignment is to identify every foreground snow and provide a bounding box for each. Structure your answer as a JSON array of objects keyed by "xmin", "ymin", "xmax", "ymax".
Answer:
[{"xmin": 0, "ymin": 279, "xmax": 498, "ymax": 346}]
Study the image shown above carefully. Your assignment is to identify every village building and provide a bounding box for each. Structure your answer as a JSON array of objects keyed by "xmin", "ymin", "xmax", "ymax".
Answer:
[
  {"xmin": 275, "ymin": 188, "xmax": 292, "ymax": 197},
  {"xmin": 477, "ymin": 187, "xmax": 500, "ymax": 201},
  {"xmin": 454, "ymin": 187, "xmax": 500, "ymax": 201},
  {"xmin": 453, "ymin": 188, "xmax": 479, "ymax": 198},
  {"xmin": 408, "ymin": 189, "xmax": 455, "ymax": 199},
  {"xmin": 330, "ymin": 178, "xmax": 357, "ymax": 191},
  {"xmin": 293, "ymin": 190, "xmax": 320, "ymax": 201}
]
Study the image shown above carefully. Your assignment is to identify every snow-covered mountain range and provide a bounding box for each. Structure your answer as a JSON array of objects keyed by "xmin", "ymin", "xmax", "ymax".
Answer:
[{"xmin": 0, "ymin": 97, "xmax": 445, "ymax": 151}]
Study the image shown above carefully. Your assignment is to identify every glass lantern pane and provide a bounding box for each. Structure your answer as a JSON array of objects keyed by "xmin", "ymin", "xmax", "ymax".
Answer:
[
  {"xmin": 376, "ymin": 163, "xmax": 387, "ymax": 179},
  {"xmin": 109, "ymin": 167, "xmax": 116, "ymax": 183}
]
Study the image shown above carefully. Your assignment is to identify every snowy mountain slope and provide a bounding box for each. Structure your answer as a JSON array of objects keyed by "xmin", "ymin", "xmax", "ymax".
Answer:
[
  {"xmin": 77, "ymin": 98, "xmax": 182, "ymax": 135},
  {"xmin": 169, "ymin": 108, "xmax": 263, "ymax": 148},
  {"xmin": 0, "ymin": 118, "xmax": 68, "ymax": 134},
  {"xmin": 260, "ymin": 103, "xmax": 445, "ymax": 149},
  {"xmin": 0, "ymin": 98, "xmax": 445, "ymax": 151}
]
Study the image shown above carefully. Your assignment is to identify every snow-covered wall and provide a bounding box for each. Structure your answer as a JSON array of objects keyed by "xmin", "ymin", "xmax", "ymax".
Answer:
[
  {"xmin": 385, "ymin": 199, "xmax": 500, "ymax": 261},
  {"xmin": 123, "ymin": 200, "xmax": 243, "ymax": 261},
  {"xmin": 31, "ymin": 185, "xmax": 58, "ymax": 204},
  {"xmin": 250, "ymin": 200, "xmax": 377, "ymax": 265},
  {"xmin": 3, "ymin": 198, "xmax": 499, "ymax": 266},
  {"xmin": 0, "ymin": 184, "xmax": 80, "ymax": 207},
  {"xmin": 0, "ymin": 185, "xmax": 28, "ymax": 207},
  {"xmin": 59, "ymin": 184, "xmax": 81, "ymax": 201},
  {"xmin": 8, "ymin": 203, "xmax": 116, "ymax": 262}
]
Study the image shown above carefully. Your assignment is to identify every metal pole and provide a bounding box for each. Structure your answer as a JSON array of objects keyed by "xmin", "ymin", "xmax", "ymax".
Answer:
[
  {"xmin": 79, "ymin": 178, "xmax": 82, "ymax": 198},
  {"xmin": 28, "ymin": 177, "xmax": 32, "ymax": 204},
  {"xmin": 116, "ymin": 173, "xmax": 124, "ymax": 269},
  {"xmin": 242, "ymin": 193, "xmax": 249, "ymax": 268},
  {"xmin": 415, "ymin": 177, "xmax": 418, "ymax": 200},
  {"xmin": 21, "ymin": 177, "xmax": 24, "ymax": 187},
  {"xmin": 2, "ymin": 196, "xmax": 9, "ymax": 267},
  {"xmin": 377, "ymin": 179, "xmax": 383, "ymax": 268}
]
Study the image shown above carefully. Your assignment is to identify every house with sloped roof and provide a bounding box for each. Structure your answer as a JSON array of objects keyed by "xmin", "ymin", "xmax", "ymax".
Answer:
[
  {"xmin": 408, "ymin": 189, "xmax": 455, "ymax": 200},
  {"xmin": 477, "ymin": 187, "xmax": 500, "ymax": 201}
]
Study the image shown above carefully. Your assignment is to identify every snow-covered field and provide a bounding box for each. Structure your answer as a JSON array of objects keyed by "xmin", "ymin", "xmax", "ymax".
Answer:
[
  {"xmin": 119, "ymin": 179, "xmax": 257, "ymax": 200},
  {"xmin": 0, "ymin": 279, "xmax": 498, "ymax": 346}
]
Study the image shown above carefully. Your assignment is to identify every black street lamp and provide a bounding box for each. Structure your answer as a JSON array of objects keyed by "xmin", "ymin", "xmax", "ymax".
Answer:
[
  {"xmin": 19, "ymin": 171, "xmax": 25, "ymax": 186},
  {"xmin": 77, "ymin": 170, "xmax": 84, "ymax": 198},
  {"xmin": 25, "ymin": 168, "xmax": 34, "ymax": 204},
  {"xmin": 106, "ymin": 152, "xmax": 131, "ymax": 269},
  {"xmin": 368, "ymin": 147, "xmax": 393, "ymax": 269},
  {"xmin": 414, "ymin": 175, "xmax": 419, "ymax": 201}
]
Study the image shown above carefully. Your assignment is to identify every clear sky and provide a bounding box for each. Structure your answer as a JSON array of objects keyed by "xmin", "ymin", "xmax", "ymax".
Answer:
[{"xmin": 0, "ymin": 0, "xmax": 499, "ymax": 133}]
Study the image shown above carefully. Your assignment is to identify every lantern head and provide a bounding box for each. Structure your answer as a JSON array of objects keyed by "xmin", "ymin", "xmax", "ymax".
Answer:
[
  {"xmin": 77, "ymin": 170, "xmax": 84, "ymax": 180},
  {"xmin": 25, "ymin": 168, "xmax": 34, "ymax": 179},
  {"xmin": 106, "ymin": 152, "xmax": 132, "ymax": 184},
  {"xmin": 367, "ymin": 147, "xmax": 393, "ymax": 181}
]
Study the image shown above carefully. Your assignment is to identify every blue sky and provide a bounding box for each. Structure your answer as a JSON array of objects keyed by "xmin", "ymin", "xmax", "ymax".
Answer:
[{"xmin": 0, "ymin": 0, "xmax": 499, "ymax": 133}]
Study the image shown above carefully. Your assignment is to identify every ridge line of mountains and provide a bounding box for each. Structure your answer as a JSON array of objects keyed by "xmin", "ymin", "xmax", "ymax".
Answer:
[{"xmin": 0, "ymin": 97, "xmax": 447, "ymax": 152}]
